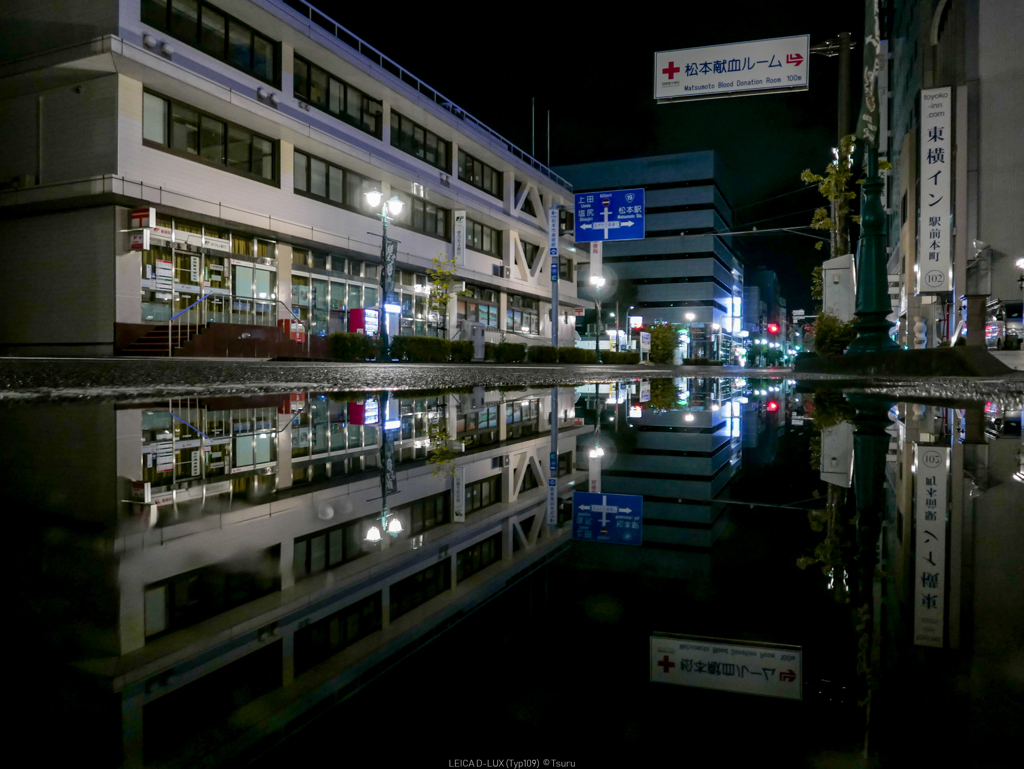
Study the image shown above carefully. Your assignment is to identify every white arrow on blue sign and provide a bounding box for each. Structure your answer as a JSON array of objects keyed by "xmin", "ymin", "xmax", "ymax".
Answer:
[
  {"xmin": 575, "ymin": 189, "xmax": 645, "ymax": 243},
  {"xmin": 572, "ymin": 491, "xmax": 643, "ymax": 546}
]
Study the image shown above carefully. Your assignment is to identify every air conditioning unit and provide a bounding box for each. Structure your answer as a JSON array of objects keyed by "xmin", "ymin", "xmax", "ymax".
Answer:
[
  {"xmin": 503, "ymin": 266, "xmax": 511, "ymax": 279},
  {"xmin": 440, "ymin": 172, "xmax": 450, "ymax": 186},
  {"xmin": 447, "ymin": 440, "xmax": 466, "ymax": 452}
]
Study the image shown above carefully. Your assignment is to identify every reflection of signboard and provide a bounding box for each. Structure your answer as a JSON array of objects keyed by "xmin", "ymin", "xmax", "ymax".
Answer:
[
  {"xmin": 914, "ymin": 445, "xmax": 948, "ymax": 647},
  {"xmin": 348, "ymin": 398, "xmax": 379, "ymax": 426},
  {"xmin": 639, "ymin": 380, "xmax": 651, "ymax": 402},
  {"xmin": 453, "ymin": 466, "xmax": 466, "ymax": 522},
  {"xmin": 629, "ymin": 405, "xmax": 643, "ymax": 418},
  {"xmin": 131, "ymin": 481, "xmax": 151, "ymax": 503},
  {"xmin": 382, "ymin": 436, "xmax": 397, "ymax": 494},
  {"xmin": 572, "ymin": 491, "xmax": 643, "ymax": 545},
  {"xmin": 547, "ymin": 477, "xmax": 558, "ymax": 526},
  {"xmin": 651, "ymin": 633, "xmax": 803, "ymax": 700},
  {"xmin": 574, "ymin": 308, "xmax": 586, "ymax": 317}
]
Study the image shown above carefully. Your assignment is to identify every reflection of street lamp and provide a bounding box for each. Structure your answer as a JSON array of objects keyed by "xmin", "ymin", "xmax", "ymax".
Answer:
[
  {"xmin": 365, "ymin": 190, "xmax": 405, "ymax": 361},
  {"xmin": 366, "ymin": 392, "xmax": 404, "ymax": 542},
  {"xmin": 591, "ymin": 275, "xmax": 606, "ymax": 363}
]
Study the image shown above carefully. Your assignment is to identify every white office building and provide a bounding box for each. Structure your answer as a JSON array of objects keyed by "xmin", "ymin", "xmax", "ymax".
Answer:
[{"xmin": 0, "ymin": 0, "xmax": 585, "ymax": 357}]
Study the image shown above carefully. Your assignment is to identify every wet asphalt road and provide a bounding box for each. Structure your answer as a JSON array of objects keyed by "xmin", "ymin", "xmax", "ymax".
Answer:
[{"xmin": 0, "ymin": 357, "xmax": 1021, "ymax": 405}]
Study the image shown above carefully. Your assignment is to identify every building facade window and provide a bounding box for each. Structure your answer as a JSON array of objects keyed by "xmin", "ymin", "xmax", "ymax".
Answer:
[
  {"xmin": 390, "ymin": 561, "xmax": 451, "ymax": 620},
  {"xmin": 142, "ymin": 0, "xmax": 277, "ymax": 85},
  {"xmin": 458, "ymin": 150, "xmax": 501, "ymax": 198},
  {"xmin": 506, "ymin": 294, "xmax": 540, "ymax": 335},
  {"xmin": 292, "ymin": 516, "xmax": 371, "ymax": 582},
  {"xmin": 514, "ymin": 180, "xmax": 537, "ymax": 216},
  {"xmin": 520, "ymin": 241, "xmax": 540, "ymax": 270},
  {"xmin": 505, "ymin": 398, "xmax": 539, "ymax": 439},
  {"xmin": 143, "ymin": 91, "xmax": 276, "ymax": 183},
  {"xmin": 391, "ymin": 111, "xmax": 450, "ymax": 171},
  {"xmin": 457, "ymin": 285, "xmax": 498, "ymax": 327},
  {"xmin": 143, "ymin": 546, "xmax": 281, "ymax": 640},
  {"xmin": 466, "ymin": 219, "xmax": 502, "ymax": 258},
  {"xmin": 392, "ymin": 490, "xmax": 451, "ymax": 538},
  {"xmin": 392, "ymin": 191, "xmax": 450, "ymax": 240},
  {"xmin": 456, "ymin": 532, "xmax": 502, "ymax": 583},
  {"xmin": 558, "ymin": 254, "xmax": 573, "ymax": 283},
  {"xmin": 294, "ymin": 150, "xmax": 378, "ymax": 213},
  {"xmin": 293, "ymin": 54, "xmax": 383, "ymax": 138},
  {"xmin": 465, "ymin": 474, "xmax": 501, "ymax": 513},
  {"xmin": 293, "ymin": 592, "xmax": 382, "ymax": 675}
]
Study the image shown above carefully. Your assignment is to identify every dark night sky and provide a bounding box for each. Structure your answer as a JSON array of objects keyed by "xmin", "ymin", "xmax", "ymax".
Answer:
[{"xmin": 311, "ymin": 1, "xmax": 866, "ymax": 310}]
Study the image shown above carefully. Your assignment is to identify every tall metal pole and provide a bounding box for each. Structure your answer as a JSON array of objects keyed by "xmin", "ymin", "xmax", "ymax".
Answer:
[
  {"xmin": 838, "ymin": 31, "xmax": 852, "ymax": 143},
  {"xmin": 615, "ymin": 300, "xmax": 620, "ymax": 352},
  {"xmin": 594, "ymin": 284, "xmax": 603, "ymax": 364},
  {"xmin": 546, "ymin": 110, "xmax": 550, "ymax": 166},
  {"xmin": 548, "ymin": 386, "xmax": 559, "ymax": 527},
  {"xmin": 531, "ymin": 97, "xmax": 535, "ymax": 157},
  {"xmin": 549, "ymin": 205, "xmax": 559, "ymax": 349},
  {"xmin": 378, "ymin": 204, "xmax": 393, "ymax": 361}
]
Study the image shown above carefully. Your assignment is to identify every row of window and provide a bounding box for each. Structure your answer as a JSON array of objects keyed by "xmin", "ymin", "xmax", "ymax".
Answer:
[
  {"xmin": 294, "ymin": 150, "xmax": 377, "ymax": 213},
  {"xmin": 293, "ymin": 516, "xmax": 369, "ymax": 581},
  {"xmin": 465, "ymin": 475, "xmax": 501, "ymax": 515},
  {"xmin": 140, "ymin": 5, "xmax": 562, "ymax": 216},
  {"xmin": 143, "ymin": 91, "xmax": 275, "ymax": 182},
  {"xmin": 142, "ymin": 0, "xmax": 276, "ymax": 85},
  {"xmin": 294, "ymin": 54, "xmax": 383, "ymax": 137},
  {"xmin": 294, "ymin": 593, "xmax": 382, "ymax": 676},
  {"xmin": 456, "ymin": 532, "xmax": 503, "ymax": 583},
  {"xmin": 466, "ymin": 219, "xmax": 502, "ymax": 258}
]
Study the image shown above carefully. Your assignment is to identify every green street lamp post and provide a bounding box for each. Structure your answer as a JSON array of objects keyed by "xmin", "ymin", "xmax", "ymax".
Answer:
[
  {"xmin": 365, "ymin": 190, "xmax": 405, "ymax": 361},
  {"xmin": 846, "ymin": 147, "xmax": 899, "ymax": 354}
]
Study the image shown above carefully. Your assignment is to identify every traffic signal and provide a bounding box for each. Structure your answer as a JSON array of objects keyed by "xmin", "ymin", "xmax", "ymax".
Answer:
[
  {"xmin": 767, "ymin": 323, "xmax": 780, "ymax": 335},
  {"xmin": 766, "ymin": 400, "xmax": 780, "ymax": 412}
]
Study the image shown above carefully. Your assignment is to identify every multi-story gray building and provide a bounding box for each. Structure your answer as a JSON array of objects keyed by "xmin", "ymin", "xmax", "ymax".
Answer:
[
  {"xmin": 0, "ymin": 0, "xmax": 586, "ymax": 357},
  {"xmin": 555, "ymin": 151, "xmax": 744, "ymax": 361}
]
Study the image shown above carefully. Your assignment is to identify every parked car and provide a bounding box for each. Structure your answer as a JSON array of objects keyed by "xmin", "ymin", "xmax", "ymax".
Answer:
[
  {"xmin": 985, "ymin": 300, "xmax": 1022, "ymax": 350},
  {"xmin": 1004, "ymin": 301, "xmax": 1023, "ymax": 350}
]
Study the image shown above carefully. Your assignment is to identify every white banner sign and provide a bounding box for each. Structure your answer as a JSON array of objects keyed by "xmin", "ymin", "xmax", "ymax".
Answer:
[
  {"xmin": 914, "ymin": 444, "xmax": 948, "ymax": 647},
  {"xmin": 454, "ymin": 211, "xmax": 466, "ymax": 266},
  {"xmin": 453, "ymin": 466, "xmax": 466, "ymax": 522},
  {"xmin": 917, "ymin": 87, "xmax": 952, "ymax": 294},
  {"xmin": 640, "ymin": 332, "xmax": 651, "ymax": 352},
  {"xmin": 655, "ymin": 35, "xmax": 809, "ymax": 102},
  {"xmin": 548, "ymin": 207, "xmax": 559, "ymax": 257},
  {"xmin": 651, "ymin": 634, "xmax": 802, "ymax": 700}
]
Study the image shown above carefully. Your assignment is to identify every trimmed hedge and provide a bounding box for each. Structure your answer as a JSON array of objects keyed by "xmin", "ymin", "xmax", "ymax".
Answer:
[
  {"xmin": 683, "ymin": 357, "xmax": 725, "ymax": 366},
  {"xmin": 558, "ymin": 347, "xmax": 598, "ymax": 364},
  {"xmin": 494, "ymin": 342, "xmax": 527, "ymax": 363},
  {"xmin": 329, "ymin": 332, "xmax": 380, "ymax": 361},
  {"xmin": 601, "ymin": 351, "xmax": 641, "ymax": 364},
  {"xmin": 528, "ymin": 345, "xmax": 559, "ymax": 363},
  {"xmin": 484, "ymin": 342, "xmax": 497, "ymax": 361},
  {"xmin": 391, "ymin": 336, "xmax": 451, "ymax": 362},
  {"xmin": 450, "ymin": 340, "xmax": 473, "ymax": 362}
]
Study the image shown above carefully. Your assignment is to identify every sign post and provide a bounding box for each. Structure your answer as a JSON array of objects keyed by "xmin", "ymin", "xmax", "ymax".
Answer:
[
  {"xmin": 916, "ymin": 87, "xmax": 952, "ymax": 295},
  {"xmin": 655, "ymin": 35, "xmax": 810, "ymax": 103},
  {"xmin": 548, "ymin": 387, "xmax": 559, "ymax": 526},
  {"xmin": 549, "ymin": 207, "xmax": 560, "ymax": 348}
]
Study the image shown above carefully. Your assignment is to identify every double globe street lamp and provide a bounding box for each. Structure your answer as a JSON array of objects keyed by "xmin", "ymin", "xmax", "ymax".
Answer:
[{"xmin": 364, "ymin": 189, "xmax": 405, "ymax": 361}]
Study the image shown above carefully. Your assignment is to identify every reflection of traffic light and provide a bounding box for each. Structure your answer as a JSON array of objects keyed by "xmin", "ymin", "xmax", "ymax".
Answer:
[
  {"xmin": 767, "ymin": 400, "xmax": 780, "ymax": 412},
  {"xmin": 767, "ymin": 323, "xmax": 780, "ymax": 335}
]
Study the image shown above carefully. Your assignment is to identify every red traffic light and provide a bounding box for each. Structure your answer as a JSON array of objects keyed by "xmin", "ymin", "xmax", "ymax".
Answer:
[
  {"xmin": 766, "ymin": 400, "xmax": 780, "ymax": 412},
  {"xmin": 767, "ymin": 323, "xmax": 780, "ymax": 334}
]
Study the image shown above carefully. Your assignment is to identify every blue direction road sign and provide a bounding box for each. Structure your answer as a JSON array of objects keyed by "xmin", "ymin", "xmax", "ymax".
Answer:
[
  {"xmin": 575, "ymin": 188, "xmax": 645, "ymax": 242},
  {"xmin": 572, "ymin": 491, "xmax": 643, "ymax": 546}
]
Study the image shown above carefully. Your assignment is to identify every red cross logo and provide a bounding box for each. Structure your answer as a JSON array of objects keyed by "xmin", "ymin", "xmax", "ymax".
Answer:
[
  {"xmin": 662, "ymin": 61, "xmax": 680, "ymax": 80},
  {"xmin": 657, "ymin": 655, "xmax": 675, "ymax": 673}
]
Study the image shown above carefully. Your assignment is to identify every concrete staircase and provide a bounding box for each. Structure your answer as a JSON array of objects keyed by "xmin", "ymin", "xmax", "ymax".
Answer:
[{"xmin": 119, "ymin": 324, "xmax": 206, "ymax": 356}]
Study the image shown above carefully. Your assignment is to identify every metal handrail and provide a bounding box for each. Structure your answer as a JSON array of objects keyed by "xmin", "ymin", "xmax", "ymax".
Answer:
[
  {"xmin": 278, "ymin": 0, "xmax": 573, "ymax": 192},
  {"xmin": 275, "ymin": 299, "xmax": 312, "ymax": 359},
  {"xmin": 168, "ymin": 293, "xmax": 214, "ymax": 357}
]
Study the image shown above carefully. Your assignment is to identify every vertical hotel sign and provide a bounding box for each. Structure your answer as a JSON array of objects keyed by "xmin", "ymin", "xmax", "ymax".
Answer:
[
  {"xmin": 453, "ymin": 466, "xmax": 466, "ymax": 522},
  {"xmin": 917, "ymin": 87, "xmax": 952, "ymax": 294},
  {"xmin": 914, "ymin": 445, "xmax": 948, "ymax": 647}
]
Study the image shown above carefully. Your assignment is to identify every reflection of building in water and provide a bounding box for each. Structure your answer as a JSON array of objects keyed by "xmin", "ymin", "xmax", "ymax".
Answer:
[
  {"xmin": 592, "ymin": 378, "xmax": 744, "ymax": 549},
  {"xmin": 7, "ymin": 387, "xmax": 585, "ymax": 767}
]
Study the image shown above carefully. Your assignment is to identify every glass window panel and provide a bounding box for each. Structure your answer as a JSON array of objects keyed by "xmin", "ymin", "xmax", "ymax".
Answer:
[
  {"xmin": 253, "ymin": 35, "xmax": 274, "ymax": 82},
  {"xmin": 234, "ymin": 264, "xmax": 253, "ymax": 297},
  {"xmin": 293, "ymin": 540, "xmax": 307, "ymax": 579},
  {"xmin": 329, "ymin": 79, "xmax": 343, "ymax": 114},
  {"xmin": 170, "ymin": 103, "xmax": 198, "ymax": 154},
  {"xmin": 482, "ymin": 227, "xmax": 492, "ymax": 253},
  {"xmin": 328, "ymin": 166, "xmax": 344, "ymax": 204},
  {"xmin": 412, "ymin": 126, "xmax": 425, "ymax": 158},
  {"xmin": 228, "ymin": 20, "xmax": 252, "ymax": 71},
  {"xmin": 310, "ymin": 66, "xmax": 328, "ymax": 108},
  {"xmin": 199, "ymin": 115, "xmax": 225, "ymax": 164},
  {"xmin": 294, "ymin": 58, "xmax": 309, "ymax": 99},
  {"xmin": 328, "ymin": 529, "xmax": 344, "ymax": 566},
  {"xmin": 346, "ymin": 88, "xmax": 362, "ymax": 123},
  {"xmin": 142, "ymin": 0, "xmax": 168, "ymax": 30},
  {"xmin": 330, "ymin": 280, "xmax": 345, "ymax": 310},
  {"xmin": 199, "ymin": 6, "xmax": 225, "ymax": 59},
  {"xmin": 413, "ymin": 201, "xmax": 424, "ymax": 231},
  {"xmin": 234, "ymin": 436, "xmax": 253, "ymax": 467},
  {"xmin": 254, "ymin": 268, "xmax": 272, "ymax": 299},
  {"xmin": 169, "ymin": 0, "xmax": 198, "ymax": 45},
  {"xmin": 144, "ymin": 586, "xmax": 167, "ymax": 637},
  {"xmin": 310, "ymin": 158, "xmax": 327, "ymax": 197},
  {"xmin": 255, "ymin": 433, "xmax": 273, "ymax": 463},
  {"xmin": 294, "ymin": 151, "xmax": 308, "ymax": 192},
  {"xmin": 310, "ymin": 535, "xmax": 326, "ymax": 573},
  {"xmin": 143, "ymin": 93, "xmax": 167, "ymax": 145},
  {"xmin": 252, "ymin": 136, "xmax": 274, "ymax": 180},
  {"xmin": 348, "ymin": 284, "xmax": 362, "ymax": 309},
  {"xmin": 364, "ymin": 286, "xmax": 378, "ymax": 307},
  {"xmin": 226, "ymin": 125, "xmax": 250, "ymax": 171}
]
